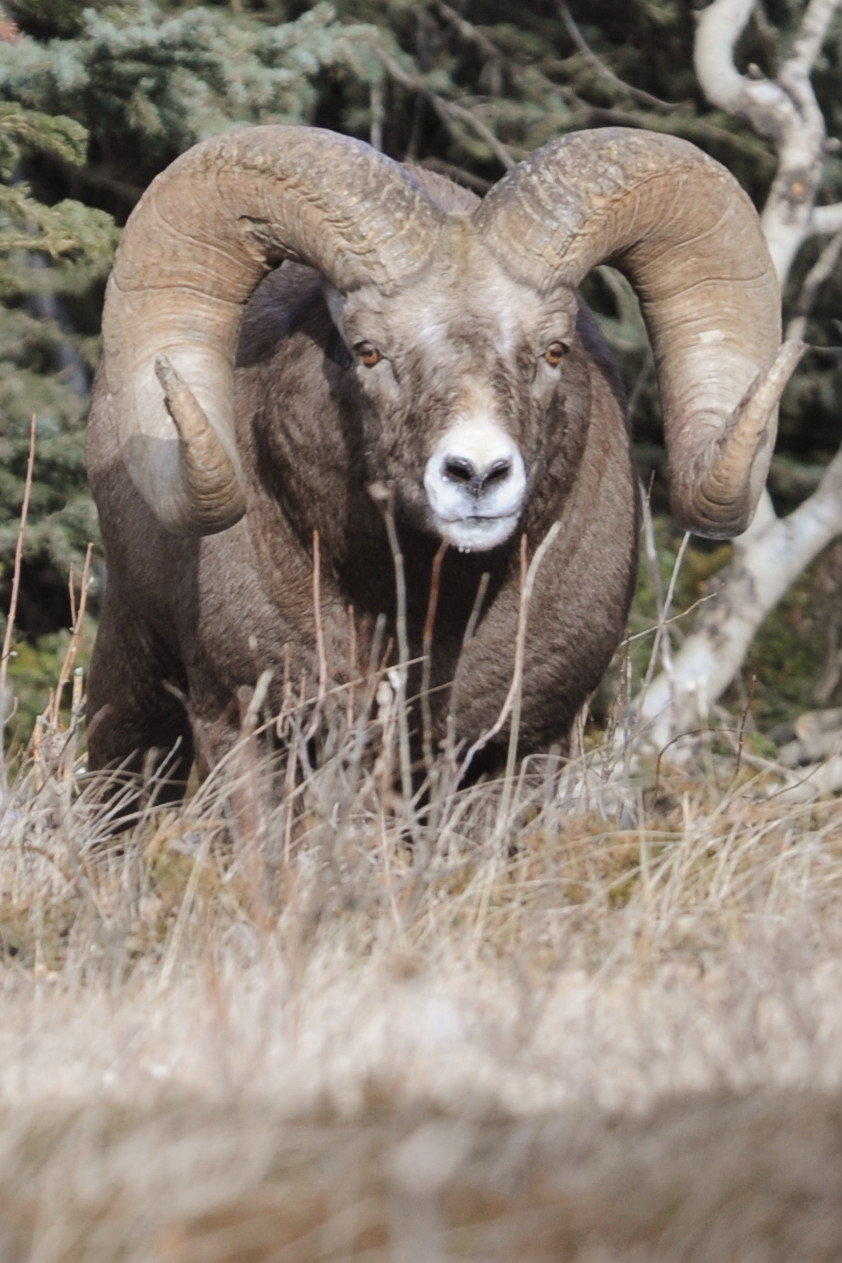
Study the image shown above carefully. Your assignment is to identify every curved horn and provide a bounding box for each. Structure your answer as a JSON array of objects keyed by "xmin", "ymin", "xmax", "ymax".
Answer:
[
  {"xmin": 103, "ymin": 125, "xmax": 445, "ymax": 534},
  {"xmin": 474, "ymin": 128, "xmax": 792, "ymax": 538}
]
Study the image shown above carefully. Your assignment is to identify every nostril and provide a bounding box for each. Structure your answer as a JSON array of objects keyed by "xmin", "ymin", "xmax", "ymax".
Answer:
[
  {"xmin": 443, "ymin": 455, "xmax": 476, "ymax": 485},
  {"xmin": 481, "ymin": 457, "xmax": 513, "ymax": 489}
]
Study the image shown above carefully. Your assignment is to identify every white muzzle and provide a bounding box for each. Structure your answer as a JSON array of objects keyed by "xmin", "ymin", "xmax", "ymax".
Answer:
[{"xmin": 424, "ymin": 420, "xmax": 526, "ymax": 552}]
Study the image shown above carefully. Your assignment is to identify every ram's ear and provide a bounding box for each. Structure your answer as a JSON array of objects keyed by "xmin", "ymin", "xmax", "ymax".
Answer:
[
  {"xmin": 326, "ymin": 328, "xmax": 353, "ymax": 370},
  {"xmin": 321, "ymin": 283, "xmax": 353, "ymax": 369},
  {"xmin": 322, "ymin": 282, "xmax": 348, "ymax": 334}
]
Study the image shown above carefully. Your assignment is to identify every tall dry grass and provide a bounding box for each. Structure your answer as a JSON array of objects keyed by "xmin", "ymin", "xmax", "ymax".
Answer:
[
  {"xmin": 3, "ymin": 659, "xmax": 842, "ymax": 1257},
  {"xmin": 2, "ymin": 464, "xmax": 842, "ymax": 1259}
]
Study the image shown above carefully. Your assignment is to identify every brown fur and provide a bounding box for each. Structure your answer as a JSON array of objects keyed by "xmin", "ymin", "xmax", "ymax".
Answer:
[{"xmin": 86, "ymin": 171, "xmax": 639, "ymax": 792}]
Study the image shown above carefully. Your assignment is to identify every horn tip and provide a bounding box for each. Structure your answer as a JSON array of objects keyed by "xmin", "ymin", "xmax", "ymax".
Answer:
[{"xmin": 154, "ymin": 353, "xmax": 178, "ymax": 394}]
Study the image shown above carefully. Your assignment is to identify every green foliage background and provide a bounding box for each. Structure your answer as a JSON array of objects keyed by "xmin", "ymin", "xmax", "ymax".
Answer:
[{"xmin": 0, "ymin": 0, "xmax": 840, "ymax": 734}]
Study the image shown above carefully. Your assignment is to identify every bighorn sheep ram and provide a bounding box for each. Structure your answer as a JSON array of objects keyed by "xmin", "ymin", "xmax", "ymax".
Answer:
[{"xmin": 87, "ymin": 125, "xmax": 789, "ymax": 792}]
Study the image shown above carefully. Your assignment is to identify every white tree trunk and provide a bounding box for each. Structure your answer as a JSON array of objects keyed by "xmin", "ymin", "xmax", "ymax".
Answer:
[
  {"xmin": 635, "ymin": 0, "xmax": 842, "ymax": 750},
  {"xmin": 636, "ymin": 448, "xmax": 842, "ymax": 746}
]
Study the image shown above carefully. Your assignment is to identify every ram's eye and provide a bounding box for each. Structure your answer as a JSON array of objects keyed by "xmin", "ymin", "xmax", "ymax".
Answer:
[
  {"xmin": 544, "ymin": 341, "xmax": 569, "ymax": 367},
  {"xmin": 356, "ymin": 342, "xmax": 382, "ymax": 368}
]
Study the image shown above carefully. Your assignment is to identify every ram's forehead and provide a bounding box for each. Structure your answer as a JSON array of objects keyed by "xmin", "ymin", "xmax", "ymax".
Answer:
[{"xmin": 410, "ymin": 255, "xmax": 576, "ymax": 356}]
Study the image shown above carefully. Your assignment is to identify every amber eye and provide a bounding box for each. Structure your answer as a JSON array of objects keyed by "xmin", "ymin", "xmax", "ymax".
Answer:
[
  {"xmin": 356, "ymin": 342, "xmax": 382, "ymax": 368},
  {"xmin": 544, "ymin": 341, "xmax": 568, "ymax": 367}
]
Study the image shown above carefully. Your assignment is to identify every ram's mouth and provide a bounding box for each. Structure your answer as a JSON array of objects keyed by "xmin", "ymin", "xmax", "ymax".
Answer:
[
  {"xmin": 435, "ymin": 511, "xmax": 520, "ymax": 553},
  {"xmin": 440, "ymin": 512, "xmax": 513, "ymax": 524}
]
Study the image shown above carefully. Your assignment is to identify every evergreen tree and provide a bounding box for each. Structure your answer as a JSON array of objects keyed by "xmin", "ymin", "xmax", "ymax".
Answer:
[
  {"xmin": 0, "ymin": 0, "xmax": 839, "ymax": 722},
  {"xmin": 0, "ymin": 51, "xmax": 115, "ymax": 632}
]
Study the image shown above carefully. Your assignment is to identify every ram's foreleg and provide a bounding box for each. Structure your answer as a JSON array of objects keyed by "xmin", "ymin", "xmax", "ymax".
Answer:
[{"xmin": 86, "ymin": 589, "xmax": 194, "ymax": 820}]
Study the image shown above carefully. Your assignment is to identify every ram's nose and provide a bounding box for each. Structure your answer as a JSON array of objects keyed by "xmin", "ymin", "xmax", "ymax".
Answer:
[
  {"xmin": 423, "ymin": 424, "xmax": 526, "ymax": 552},
  {"xmin": 441, "ymin": 452, "xmax": 514, "ymax": 497}
]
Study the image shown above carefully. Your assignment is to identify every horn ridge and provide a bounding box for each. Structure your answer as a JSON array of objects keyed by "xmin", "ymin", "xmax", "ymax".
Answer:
[
  {"xmin": 475, "ymin": 128, "xmax": 787, "ymax": 538},
  {"xmin": 103, "ymin": 125, "xmax": 445, "ymax": 534}
]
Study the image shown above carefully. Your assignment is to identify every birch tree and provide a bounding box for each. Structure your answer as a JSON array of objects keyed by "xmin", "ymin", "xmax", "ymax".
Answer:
[{"xmin": 634, "ymin": 0, "xmax": 842, "ymax": 776}]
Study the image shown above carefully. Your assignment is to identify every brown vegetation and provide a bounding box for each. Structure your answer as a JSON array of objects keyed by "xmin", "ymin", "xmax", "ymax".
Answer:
[{"xmin": 2, "ymin": 642, "xmax": 842, "ymax": 1258}]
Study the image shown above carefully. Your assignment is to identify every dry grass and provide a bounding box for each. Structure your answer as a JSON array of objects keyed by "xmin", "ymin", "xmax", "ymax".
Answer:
[
  {"xmin": 3, "ymin": 455, "xmax": 842, "ymax": 1258},
  {"xmin": 1, "ymin": 674, "xmax": 842, "ymax": 1260}
]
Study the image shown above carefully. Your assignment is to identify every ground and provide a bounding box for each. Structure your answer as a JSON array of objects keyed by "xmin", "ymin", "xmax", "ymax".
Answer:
[{"xmin": 1, "ymin": 671, "xmax": 841, "ymax": 1260}]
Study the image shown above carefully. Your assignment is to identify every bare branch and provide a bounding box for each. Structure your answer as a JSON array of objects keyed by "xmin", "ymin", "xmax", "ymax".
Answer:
[
  {"xmin": 635, "ymin": 443, "xmax": 842, "ymax": 747},
  {"xmin": 0, "ymin": 415, "xmax": 36, "ymax": 781},
  {"xmin": 693, "ymin": 0, "xmax": 779, "ymax": 133},
  {"xmin": 378, "ymin": 49, "xmax": 516, "ymax": 170},
  {"xmin": 633, "ymin": 0, "xmax": 842, "ymax": 748},
  {"xmin": 772, "ymin": 752, "xmax": 842, "ymax": 801},
  {"xmin": 369, "ymin": 80, "xmax": 385, "ymax": 152},
  {"xmin": 812, "ymin": 202, "xmax": 842, "ymax": 233},
  {"xmin": 431, "ymin": 96, "xmax": 517, "ymax": 171},
  {"xmin": 694, "ymin": 0, "xmax": 840, "ymax": 277},
  {"xmin": 556, "ymin": 2, "xmax": 676, "ymax": 113},
  {"xmin": 786, "ymin": 229, "xmax": 842, "ymax": 341},
  {"xmin": 435, "ymin": 3, "xmax": 504, "ymax": 75},
  {"xmin": 457, "ymin": 523, "xmax": 560, "ymax": 783},
  {"xmin": 785, "ymin": 0, "xmax": 842, "ymax": 79},
  {"xmin": 419, "ymin": 158, "xmax": 491, "ymax": 194}
]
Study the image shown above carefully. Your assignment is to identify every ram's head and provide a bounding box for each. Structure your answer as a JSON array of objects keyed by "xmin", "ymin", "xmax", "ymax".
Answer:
[{"xmin": 103, "ymin": 126, "xmax": 791, "ymax": 548}]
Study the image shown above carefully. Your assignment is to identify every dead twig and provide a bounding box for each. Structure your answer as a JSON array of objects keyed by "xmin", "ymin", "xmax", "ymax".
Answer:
[
  {"xmin": 458, "ymin": 522, "xmax": 561, "ymax": 787},
  {"xmin": 1, "ymin": 415, "xmax": 36, "ymax": 776},
  {"xmin": 556, "ymin": 2, "xmax": 677, "ymax": 113}
]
